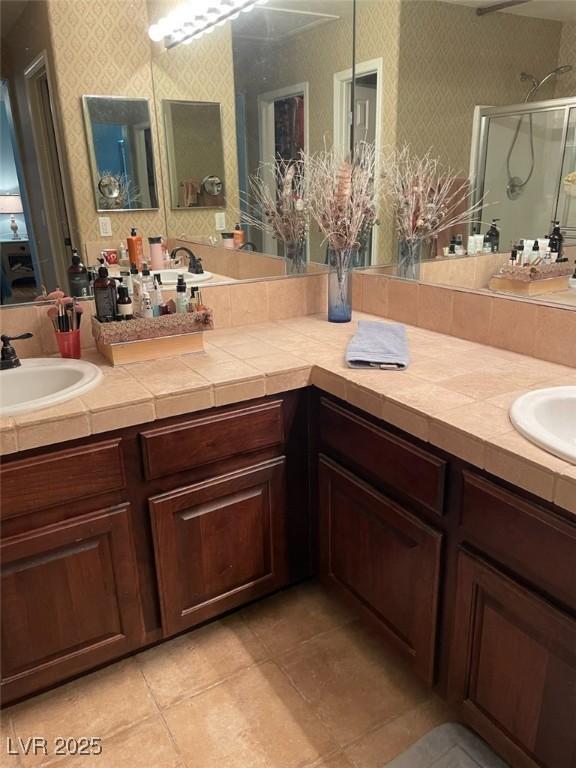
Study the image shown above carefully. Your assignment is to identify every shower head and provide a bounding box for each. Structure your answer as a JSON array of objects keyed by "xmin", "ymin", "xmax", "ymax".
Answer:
[
  {"xmin": 522, "ymin": 65, "xmax": 573, "ymax": 102},
  {"xmin": 554, "ymin": 65, "xmax": 573, "ymax": 76}
]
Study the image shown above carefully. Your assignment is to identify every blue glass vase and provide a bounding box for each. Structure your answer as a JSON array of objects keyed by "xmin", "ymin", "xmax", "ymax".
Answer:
[{"xmin": 327, "ymin": 247, "xmax": 356, "ymax": 323}]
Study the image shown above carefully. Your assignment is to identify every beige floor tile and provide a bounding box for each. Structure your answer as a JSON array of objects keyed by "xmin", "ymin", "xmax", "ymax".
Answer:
[
  {"xmin": 164, "ymin": 661, "xmax": 337, "ymax": 768},
  {"xmin": 9, "ymin": 660, "xmax": 157, "ymax": 767},
  {"xmin": 278, "ymin": 623, "xmax": 428, "ymax": 747},
  {"xmin": 241, "ymin": 583, "xmax": 356, "ymax": 657},
  {"xmin": 1, "ymin": 712, "xmax": 19, "ymax": 767},
  {"xmin": 137, "ymin": 614, "xmax": 268, "ymax": 709},
  {"xmin": 42, "ymin": 717, "xmax": 184, "ymax": 768},
  {"xmin": 344, "ymin": 695, "xmax": 454, "ymax": 768}
]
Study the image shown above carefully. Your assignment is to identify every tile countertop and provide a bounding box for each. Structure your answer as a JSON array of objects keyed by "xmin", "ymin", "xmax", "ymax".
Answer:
[{"xmin": 1, "ymin": 312, "xmax": 575, "ymax": 514}]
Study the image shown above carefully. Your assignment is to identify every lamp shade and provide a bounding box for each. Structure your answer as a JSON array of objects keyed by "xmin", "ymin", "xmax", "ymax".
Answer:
[{"xmin": 0, "ymin": 194, "xmax": 23, "ymax": 214}]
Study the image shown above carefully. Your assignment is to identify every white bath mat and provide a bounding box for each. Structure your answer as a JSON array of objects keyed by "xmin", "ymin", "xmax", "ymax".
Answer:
[{"xmin": 385, "ymin": 723, "xmax": 509, "ymax": 768}]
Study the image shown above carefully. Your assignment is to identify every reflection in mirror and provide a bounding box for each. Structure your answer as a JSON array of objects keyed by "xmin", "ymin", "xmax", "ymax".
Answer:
[
  {"xmin": 352, "ymin": 0, "xmax": 576, "ymax": 308},
  {"xmin": 163, "ymin": 100, "xmax": 226, "ymax": 210},
  {"xmin": 82, "ymin": 95, "xmax": 159, "ymax": 211}
]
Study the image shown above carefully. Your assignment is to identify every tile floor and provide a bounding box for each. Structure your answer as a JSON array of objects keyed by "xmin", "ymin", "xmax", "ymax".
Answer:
[{"xmin": 1, "ymin": 582, "xmax": 454, "ymax": 768}]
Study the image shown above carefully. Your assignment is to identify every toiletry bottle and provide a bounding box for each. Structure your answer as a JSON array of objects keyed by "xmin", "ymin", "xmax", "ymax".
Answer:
[
  {"xmin": 93, "ymin": 265, "xmax": 118, "ymax": 322},
  {"xmin": 141, "ymin": 263, "xmax": 153, "ymax": 294},
  {"xmin": 455, "ymin": 234, "xmax": 464, "ymax": 256},
  {"xmin": 116, "ymin": 285, "xmax": 133, "ymax": 320},
  {"xmin": 118, "ymin": 241, "xmax": 128, "ymax": 267},
  {"xmin": 548, "ymin": 221, "xmax": 564, "ymax": 259},
  {"xmin": 188, "ymin": 286, "xmax": 198, "ymax": 312},
  {"xmin": 149, "ymin": 236, "xmax": 164, "ymax": 271},
  {"xmin": 448, "ymin": 235, "xmax": 457, "ymax": 255},
  {"xmin": 483, "ymin": 219, "xmax": 501, "ymax": 253},
  {"xmin": 517, "ymin": 240, "xmax": 525, "ymax": 265},
  {"xmin": 152, "ymin": 274, "xmax": 163, "ymax": 317},
  {"xmin": 233, "ymin": 223, "xmax": 245, "ymax": 248},
  {"xmin": 127, "ymin": 227, "xmax": 144, "ymax": 269},
  {"xmin": 140, "ymin": 290, "xmax": 153, "ymax": 319},
  {"xmin": 466, "ymin": 233, "xmax": 476, "ymax": 256},
  {"xmin": 120, "ymin": 269, "xmax": 135, "ymax": 297},
  {"xmin": 67, "ymin": 250, "xmax": 90, "ymax": 298},
  {"xmin": 176, "ymin": 274, "xmax": 188, "ymax": 313},
  {"xmin": 221, "ymin": 232, "xmax": 235, "ymax": 249}
]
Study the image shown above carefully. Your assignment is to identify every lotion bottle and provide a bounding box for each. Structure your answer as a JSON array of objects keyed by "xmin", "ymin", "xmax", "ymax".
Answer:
[
  {"xmin": 176, "ymin": 274, "xmax": 188, "ymax": 313},
  {"xmin": 127, "ymin": 228, "xmax": 144, "ymax": 269}
]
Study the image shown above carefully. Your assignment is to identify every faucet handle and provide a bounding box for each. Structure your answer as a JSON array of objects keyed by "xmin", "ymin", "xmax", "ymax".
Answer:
[
  {"xmin": 1, "ymin": 333, "xmax": 33, "ymax": 370},
  {"xmin": 1, "ymin": 333, "xmax": 34, "ymax": 343}
]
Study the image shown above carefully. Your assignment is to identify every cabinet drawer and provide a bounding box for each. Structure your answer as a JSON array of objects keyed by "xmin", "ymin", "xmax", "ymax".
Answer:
[
  {"xmin": 0, "ymin": 440, "xmax": 125, "ymax": 520},
  {"xmin": 449, "ymin": 551, "xmax": 576, "ymax": 768},
  {"xmin": 460, "ymin": 471, "xmax": 576, "ymax": 611},
  {"xmin": 319, "ymin": 397, "xmax": 446, "ymax": 514},
  {"xmin": 149, "ymin": 458, "xmax": 286, "ymax": 635},
  {"xmin": 140, "ymin": 400, "xmax": 284, "ymax": 480},
  {"xmin": 319, "ymin": 456, "xmax": 442, "ymax": 683}
]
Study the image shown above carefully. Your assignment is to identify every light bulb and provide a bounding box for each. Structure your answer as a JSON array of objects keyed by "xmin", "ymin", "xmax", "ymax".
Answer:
[{"xmin": 148, "ymin": 23, "xmax": 164, "ymax": 41}]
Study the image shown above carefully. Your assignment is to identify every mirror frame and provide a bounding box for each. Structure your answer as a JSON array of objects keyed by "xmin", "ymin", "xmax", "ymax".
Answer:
[
  {"xmin": 81, "ymin": 94, "xmax": 160, "ymax": 213},
  {"xmin": 162, "ymin": 99, "xmax": 226, "ymax": 211}
]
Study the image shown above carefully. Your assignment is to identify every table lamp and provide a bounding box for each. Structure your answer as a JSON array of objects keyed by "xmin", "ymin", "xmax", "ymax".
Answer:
[{"xmin": 0, "ymin": 194, "xmax": 24, "ymax": 239}]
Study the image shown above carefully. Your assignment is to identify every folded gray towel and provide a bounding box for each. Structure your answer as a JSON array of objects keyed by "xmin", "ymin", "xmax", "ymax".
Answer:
[{"xmin": 346, "ymin": 321, "xmax": 410, "ymax": 370}]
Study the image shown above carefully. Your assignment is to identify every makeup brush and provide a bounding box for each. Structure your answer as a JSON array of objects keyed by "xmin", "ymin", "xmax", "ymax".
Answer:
[
  {"xmin": 47, "ymin": 305, "xmax": 59, "ymax": 332},
  {"xmin": 73, "ymin": 300, "xmax": 84, "ymax": 329}
]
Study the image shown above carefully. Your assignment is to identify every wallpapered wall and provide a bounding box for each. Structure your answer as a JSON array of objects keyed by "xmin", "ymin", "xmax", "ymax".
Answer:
[
  {"xmin": 43, "ymin": 0, "xmax": 239, "ymax": 248},
  {"xmin": 396, "ymin": 1, "xmax": 564, "ymax": 172},
  {"xmin": 555, "ymin": 21, "xmax": 576, "ymax": 99}
]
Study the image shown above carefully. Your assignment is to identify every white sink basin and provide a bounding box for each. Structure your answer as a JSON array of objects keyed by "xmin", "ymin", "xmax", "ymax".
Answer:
[
  {"xmin": 510, "ymin": 386, "xmax": 576, "ymax": 465},
  {"xmin": 0, "ymin": 358, "xmax": 102, "ymax": 417},
  {"xmin": 154, "ymin": 269, "xmax": 213, "ymax": 286}
]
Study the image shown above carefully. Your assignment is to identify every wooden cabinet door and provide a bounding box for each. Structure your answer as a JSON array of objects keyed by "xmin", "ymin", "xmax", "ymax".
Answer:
[
  {"xmin": 319, "ymin": 456, "xmax": 442, "ymax": 683},
  {"xmin": 1, "ymin": 504, "xmax": 144, "ymax": 704},
  {"xmin": 150, "ymin": 458, "xmax": 286, "ymax": 636},
  {"xmin": 448, "ymin": 551, "xmax": 576, "ymax": 768}
]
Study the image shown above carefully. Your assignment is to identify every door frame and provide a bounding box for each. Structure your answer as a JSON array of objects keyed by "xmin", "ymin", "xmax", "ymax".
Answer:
[
  {"xmin": 334, "ymin": 58, "xmax": 383, "ymax": 265},
  {"xmin": 257, "ymin": 82, "xmax": 309, "ymax": 257},
  {"xmin": 24, "ymin": 52, "xmax": 77, "ymax": 288}
]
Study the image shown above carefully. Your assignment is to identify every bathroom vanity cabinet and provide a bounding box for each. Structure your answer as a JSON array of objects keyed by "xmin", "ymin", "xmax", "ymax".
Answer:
[
  {"xmin": 0, "ymin": 392, "xmax": 310, "ymax": 705},
  {"xmin": 1, "ymin": 389, "xmax": 575, "ymax": 768}
]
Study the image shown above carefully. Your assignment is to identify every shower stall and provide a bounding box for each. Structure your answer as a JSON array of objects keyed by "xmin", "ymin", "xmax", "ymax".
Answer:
[{"xmin": 471, "ymin": 94, "xmax": 576, "ymax": 250}]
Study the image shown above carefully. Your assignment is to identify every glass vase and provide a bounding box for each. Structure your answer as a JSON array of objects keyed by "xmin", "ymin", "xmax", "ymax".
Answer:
[
  {"xmin": 397, "ymin": 238, "xmax": 423, "ymax": 281},
  {"xmin": 285, "ymin": 240, "xmax": 306, "ymax": 275},
  {"xmin": 327, "ymin": 247, "xmax": 356, "ymax": 323}
]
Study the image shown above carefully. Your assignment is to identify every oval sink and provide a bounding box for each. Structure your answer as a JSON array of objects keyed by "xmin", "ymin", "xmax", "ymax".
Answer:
[
  {"xmin": 510, "ymin": 386, "xmax": 576, "ymax": 465},
  {"xmin": 0, "ymin": 358, "xmax": 102, "ymax": 417},
  {"xmin": 153, "ymin": 269, "xmax": 213, "ymax": 286}
]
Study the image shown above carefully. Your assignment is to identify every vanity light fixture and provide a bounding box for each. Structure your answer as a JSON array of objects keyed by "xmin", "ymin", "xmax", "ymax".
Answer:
[{"xmin": 149, "ymin": 0, "xmax": 267, "ymax": 48}]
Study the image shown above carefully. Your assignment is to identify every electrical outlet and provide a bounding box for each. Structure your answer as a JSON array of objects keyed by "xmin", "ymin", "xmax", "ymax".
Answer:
[
  {"xmin": 98, "ymin": 217, "xmax": 112, "ymax": 237},
  {"xmin": 214, "ymin": 212, "xmax": 226, "ymax": 231}
]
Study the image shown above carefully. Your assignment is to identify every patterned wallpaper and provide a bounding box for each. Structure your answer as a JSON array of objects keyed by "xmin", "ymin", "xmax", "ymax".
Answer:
[
  {"xmin": 395, "ymin": 1, "xmax": 563, "ymax": 172},
  {"xmin": 555, "ymin": 21, "xmax": 576, "ymax": 99},
  {"xmin": 47, "ymin": 0, "xmax": 167, "ymax": 245}
]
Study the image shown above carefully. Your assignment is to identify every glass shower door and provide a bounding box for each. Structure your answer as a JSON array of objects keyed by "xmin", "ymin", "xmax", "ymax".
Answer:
[
  {"xmin": 557, "ymin": 107, "xmax": 576, "ymax": 241},
  {"xmin": 479, "ymin": 106, "xmax": 566, "ymax": 250}
]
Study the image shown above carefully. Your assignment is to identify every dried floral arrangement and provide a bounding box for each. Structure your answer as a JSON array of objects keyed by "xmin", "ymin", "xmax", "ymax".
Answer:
[
  {"xmin": 381, "ymin": 145, "xmax": 484, "ymax": 244},
  {"xmin": 304, "ymin": 142, "xmax": 379, "ymax": 274},
  {"xmin": 241, "ymin": 157, "xmax": 308, "ymax": 263}
]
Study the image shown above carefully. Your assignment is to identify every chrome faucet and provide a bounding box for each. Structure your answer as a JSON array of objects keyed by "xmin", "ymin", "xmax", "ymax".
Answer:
[{"xmin": 0, "ymin": 333, "xmax": 33, "ymax": 370}]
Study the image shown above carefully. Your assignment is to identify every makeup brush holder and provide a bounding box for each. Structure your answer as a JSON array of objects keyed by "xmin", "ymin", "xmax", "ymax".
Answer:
[{"xmin": 55, "ymin": 329, "xmax": 81, "ymax": 359}]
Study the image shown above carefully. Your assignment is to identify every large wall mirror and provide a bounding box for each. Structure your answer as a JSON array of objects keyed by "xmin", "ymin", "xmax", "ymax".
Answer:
[
  {"xmin": 82, "ymin": 96, "xmax": 159, "ymax": 212},
  {"xmin": 3, "ymin": 0, "xmax": 574, "ymax": 308},
  {"xmin": 163, "ymin": 100, "xmax": 226, "ymax": 210},
  {"xmin": 351, "ymin": 1, "xmax": 576, "ymax": 309}
]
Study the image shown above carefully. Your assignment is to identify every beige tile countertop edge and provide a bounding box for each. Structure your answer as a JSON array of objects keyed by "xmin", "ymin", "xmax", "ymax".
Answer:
[{"xmin": 1, "ymin": 313, "xmax": 574, "ymax": 516}]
